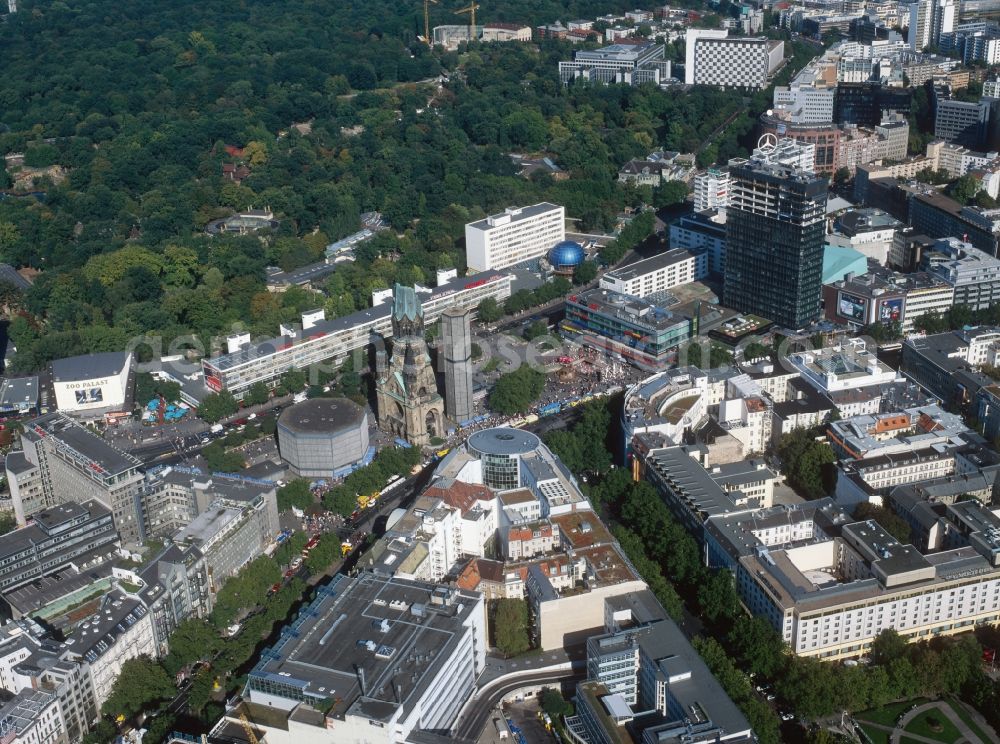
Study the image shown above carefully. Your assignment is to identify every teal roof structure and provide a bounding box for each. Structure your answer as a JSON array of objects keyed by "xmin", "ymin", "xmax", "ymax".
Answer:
[
  {"xmin": 392, "ymin": 283, "xmax": 424, "ymax": 322},
  {"xmin": 822, "ymin": 245, "xmax": 868, "ymax": 285}
]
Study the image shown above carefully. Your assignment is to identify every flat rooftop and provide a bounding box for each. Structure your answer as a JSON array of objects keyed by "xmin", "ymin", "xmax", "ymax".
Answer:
[
  {"xmin": 568, "ymin": 288, "xmax": 690, "ymax": 333},
  {"xmin": 645, "ymin": 446, "xmax": 741, "ymax": 520},
  {"xmin": 61, "ymin": 591, "xmax": 149, "ymax": 664},
  {"xmin": 466, "ymin": 202, "xmax": 561, "ymax": 232},
  {"xmin": 0, "ymin": 500, "xmax": 113, "ymax": 566},
  {"xmin": 265, "ymin": 261, "xmax": 339, "ymax": 288},
  {"xmin": 173, "ymin": 504, "xmax": 243, "ymax": 546},
  {"xmin": 51, "ymin": 352, "xmax": 130, "ymax": 383},
  {"xmin": 551, "ymin": 512, "xmax": 614, "ymax": 549},
  {"xmin": 603, "ymin": 249, "xmax": 699, "ymax": 284},
  {"xmin": 24, "ymin": 413, "xmax": 141, "ymax": 476},
  {"xmin": 828, "ymin": 405, "xmax": 972, "ymax": 457},
  {"xmin": 154, "ymin": 465, "xmax": 276, "ymax": 502},
  {"xmin": 248, "ymin": 573, "xmax": 481, "ymax": 721},
  {"xmin": 277, "ymin": 397, "xmax": 366, "ymax": 435},
  {"xmin": 835, "ymin": 208, "xmax": 901, "ymax": 235},
  {"xmin": 467, "ymin": 428, "xmax": 540, "ymax": 457},
  {"xmin": 575, "ymin": 544, "xmax": 640, "ymax": 586},
  {"xmin": 206, "ymin": 272, "xmax": 511, "ymax": 372},
  {"xmin": 575, "ymin": 42, "xmax": 660, "ymax": 61},
  {"xmin": 0, "ymin": 377, "xmax": 38, "ymax": 410},
  {"xmin": 2, "ymin": 565, "xmax": 113, "ymax": 617}
]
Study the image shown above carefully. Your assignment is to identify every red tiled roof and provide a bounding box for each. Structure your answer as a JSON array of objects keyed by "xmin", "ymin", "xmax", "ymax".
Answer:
[
  {"xmin": 507, "ymin": 523, "xmax": 554, "ymax": 542},
  {"xmin": 457, "ymin": 558, "xmax": 505, "ymax": 591},
  {"xmin": 425, "ymin": 481, "xmax": 492, "ymax": 514}
]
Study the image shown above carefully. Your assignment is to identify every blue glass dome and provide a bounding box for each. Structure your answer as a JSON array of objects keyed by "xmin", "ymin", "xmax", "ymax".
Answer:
[{"xmin": 548, "ymin": 240, "xmax": 585, "ymax": 270}]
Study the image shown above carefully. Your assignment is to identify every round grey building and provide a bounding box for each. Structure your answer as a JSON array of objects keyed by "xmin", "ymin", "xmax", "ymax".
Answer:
[
  {"xmin": 277, "ymin": 398, "xmax": 369, "ymax": 478},
  {"xmin": 467, "ymin": 428, "xmax": 541, "ymax": 490}
]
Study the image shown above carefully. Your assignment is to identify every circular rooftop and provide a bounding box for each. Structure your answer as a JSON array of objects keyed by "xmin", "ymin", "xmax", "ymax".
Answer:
[
  {"xmin": 278, "ymin": 397, "xmax": 366, "ymax": 435},
  {"xmin": 467, "ymin": 427, "xmax": 541, "ymax": 457},
  {"xmin": 548, "ymin": 240, "xmax": 585, "ymax": 270}
]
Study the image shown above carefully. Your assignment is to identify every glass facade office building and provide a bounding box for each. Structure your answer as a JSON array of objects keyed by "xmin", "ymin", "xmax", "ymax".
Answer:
[
  {"xmin": 467, "ymin": 428, "xmax": 542, "ymax": 491},
  {"xmin": 562, "ymin": 288, "xmax": 693, "ymax": 371},
  {"xmin": 723, "ymin": 160, "xmax": 828, "ymax": 330}
]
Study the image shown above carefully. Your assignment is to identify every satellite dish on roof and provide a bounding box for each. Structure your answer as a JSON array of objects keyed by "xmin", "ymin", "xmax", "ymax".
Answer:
[{"xmin": 758, "ymin": 133, "xmax": 778, "ymax": 153}]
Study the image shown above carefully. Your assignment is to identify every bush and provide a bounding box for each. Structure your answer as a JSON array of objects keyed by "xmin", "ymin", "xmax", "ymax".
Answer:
[{"xmin": 492, "ymin": 598, "xmax": 531, "ymax": 656}]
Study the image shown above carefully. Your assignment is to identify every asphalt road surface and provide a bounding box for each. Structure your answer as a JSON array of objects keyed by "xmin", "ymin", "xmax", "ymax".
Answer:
[{"xmin": 452, "ymin": 669, "xmax": 586, "ymax": 741}]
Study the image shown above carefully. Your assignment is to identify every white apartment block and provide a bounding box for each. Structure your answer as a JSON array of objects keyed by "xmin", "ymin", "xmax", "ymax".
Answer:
[
  {"xmin": 707, "ymin": 499, "xmax": 1000, "ymax": 660},
  {"xmin": 985, "ymin": 78, "xmax": 1000, "ymax": 98},
  {"xmin": 876, "ymin": 120, "xmax": 910, "ymax": 162},
  {"xmin": 598, "ymin": 248, "xmax": 707, "ymax": 298},
  {"xmin": 65, "ymin": 598, "xmax": 157, "ymax": 709},
  {"xmin": 693, "ymin": 168, "xmax": 730, "ymax": 212},
  {"xmin": 787, "ymin": 339, "xmax": 900, "ymax": 399},
  {"xmin": 902, "ymin": 282, "xmax": 955, "ymax": 333},
  {"xmin": 927, "ymin": 140, "xmax": 1000, "ymax": 179},
  {"xmin": 837, "ymin": 56, "xmax": 877, "ymax": 83},
  {"xmin": 685, "ymin": 30, "xmax": 784, "ymax": 89},
  {"xmin": 834, "ymin": 449, "xmax": 958, "ymax": 507},
  {"xmin": 910, "ymin": 0, "xmax": 956, "ymax": 50},
  {"xmin": 669, "ymin": 210, "xmax": 727, "ymax": 274},
  {"xmin": 480, "ymin": 23, "xmax": 532, "ymax": 42},
  {"xmin": 0, "ymin": 690, "xmax": 64, "ymax": 744},
  {"xmin": 773, "ymin": 82, "xmax": 836, "ymax": 124},
  {"xmin": 504, "ymin": 520, "xmax": 560, "ymax": 561},
  {"xmin": 465, "ymin": 203, "xmax": 565, "ymax": 271},
  {"xmin": 964, "ymin": 328, "xmax": 1000, "ymax": 365}
]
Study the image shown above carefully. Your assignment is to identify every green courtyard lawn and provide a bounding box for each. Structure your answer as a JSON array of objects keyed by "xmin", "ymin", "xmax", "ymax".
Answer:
[
  {"xmin": 855, "ymin": 699, "xmax": 928, "ymax": 744},
  {"xmin": 903, "ymin": 709, "xmax": 962, "ymax": 743},
  {"xmin": 943, "ymin": 699, "xmax": 995, "ymax": 744}
]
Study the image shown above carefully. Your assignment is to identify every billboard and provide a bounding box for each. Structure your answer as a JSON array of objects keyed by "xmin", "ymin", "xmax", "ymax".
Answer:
[
  {"xmin": 879, "ymin": 297, "xmax": 903, "ymax": 323},
  {"xmin": 74, "ymin": 387, "xmax": 104, "ymax": 405},
  {"xmin": 838, "ymin": 292, "xmax": 867, "ymax": 322}
]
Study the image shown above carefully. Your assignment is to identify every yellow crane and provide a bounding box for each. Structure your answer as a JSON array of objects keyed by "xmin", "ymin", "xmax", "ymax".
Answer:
[
  {"xmin": 239, "ymin": 711, "xmax": 260, "ymax": 744},
  {"xmin": 423, "ymin": 0, "xmax": 438, "ymax": 46},
  {"xmin": 454, "ymin": 1, "xmax": 480, "ymax": 41}
]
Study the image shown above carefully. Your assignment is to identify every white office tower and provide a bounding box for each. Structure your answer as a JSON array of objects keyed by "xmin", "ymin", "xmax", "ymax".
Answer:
[
  {"xmin": 464, "ymin": 202, "xmax": 565, "ymax": 271},
  {"xmin": 934, "ymin": 0, "xmax": 956, "ymax": 45},
  {"xmin": 693, "ymin": 168, "xmax": 731, "ymax": 212},
  {"xmin": 684, "ymin": 29, "xmax": 784, "ymax": 89},
  {"xmin": 910, "ymin": 0, "xmax": 933, "ymax": 50},
  {"xmin": 909, "ymin": 0, "xmax": 954, "ymax": 49}
]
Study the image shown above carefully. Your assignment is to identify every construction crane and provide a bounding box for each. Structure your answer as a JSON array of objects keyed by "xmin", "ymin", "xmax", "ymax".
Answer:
[
  {"xmin": 423, "ymin": 0, "xmax": 438, "ymax": 46},
  {"xmin": 239, "ymin": 711, "xmax": 260, "ymax": 744},
  {"xmin": 454, "ymin": 1, "xmax": 480, "ymax": 42}
]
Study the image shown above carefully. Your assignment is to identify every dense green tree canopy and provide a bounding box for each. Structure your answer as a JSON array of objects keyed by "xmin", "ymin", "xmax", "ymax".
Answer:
[
  {"xmin": 776, "ymin": 427, "xmax": 836, "ymax": 500},
  {"xmin": 277, "ymin": 479, "xmax": 314, "ymax": 512},
  {"xmin": 101, "ymin": 657, "xmax": 176, "ymax": 719},
  {"xmin": 545, "ymin": 398, "xmax": 614, "ymax": 475},
  {"xmin": 0, "ymin": 0, "xmax": 815, "ymax": 374},
  {"xmin": 489, "ymin": 364, "xmax": 545, "ymax": 414}
]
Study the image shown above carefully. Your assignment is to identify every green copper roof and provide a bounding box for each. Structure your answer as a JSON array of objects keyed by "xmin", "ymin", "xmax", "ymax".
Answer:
[{"xmin": 392, "ymin": 283, "xmax": 423, "ymax": 322}]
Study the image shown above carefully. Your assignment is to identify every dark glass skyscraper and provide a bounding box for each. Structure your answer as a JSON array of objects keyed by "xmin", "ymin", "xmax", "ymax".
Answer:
[{"xmin": 723, "ymin": 158, "xmax": 828, "ymax": 330}]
